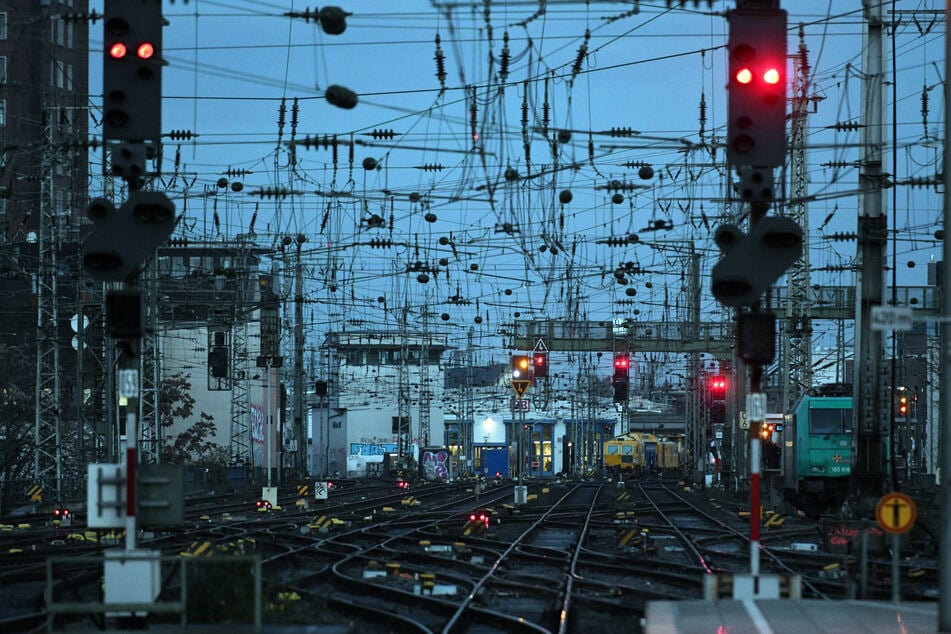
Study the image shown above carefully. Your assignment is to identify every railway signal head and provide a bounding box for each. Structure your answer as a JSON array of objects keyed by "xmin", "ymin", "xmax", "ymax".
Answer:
[
  {"xmin": 711, "ymin": 217, "xmax": 803, "ymax": 307},
  {"xmin": 209, "ymin": 346, "xmax": 229, "ymax": 378},
  {"xmin": 613, "ymin": 353, "xmax": 630, "ymax": 379},
  {"xmin": 532, "ymin": 352, "xmax": 548, "ymax": 378},
  {"xmin": 397, "ymin": 478, "xmax": 410, "ymax": 492},
  {"xmin": 255, "ymin": 499, "xmax": 272, "ymax": 512},
  {"xmin": 613, "ymin": 353, "xmax": 630, "ymax": 403},
  {"xmin": 83, "ymin": 191, "xmax": 176, "ymax": 282},
  {"xmin": 896, "ymin": 392, "xmax": 909, "ymax": 418},
  {"xmin": 466, "ymin": 511, "xmax": 491, "ymax": 533},
  {"xmin": 103, "ymin": 0, "xmax": 165, "ymax": 142},
  {"xmin": 726, "ymin": 8, "xmax": 787, "ymax": 169},
  {"xmin": 709, "ymin": 375, "xmax": 727, "ymax": 398},
  {"xmin": 511, "ymin": 354, "xmax": 531, "ymax": 379}
]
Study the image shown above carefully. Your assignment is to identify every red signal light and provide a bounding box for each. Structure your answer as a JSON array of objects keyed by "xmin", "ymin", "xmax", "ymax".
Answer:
[
  {"xmin": 109, "ymin": 42, "xmax": 128, "ymax": 59},
  {"xmin": 136, "ymin": 42, "xmax": 155, "ymax": 59},
  {"xmin": 533, "ymin": 351, "xmax": 549, "ymax": 378},
  {"xmin": 734, "ymin": 66, "xmax": 781, "ymax": 86},
  {"xmin": 613, "ymin": 354, "xmax": 630, "ymax": 393},
  {"xmin": 710, "ymin": 375, "xmax": 727, "ymax": 391}
]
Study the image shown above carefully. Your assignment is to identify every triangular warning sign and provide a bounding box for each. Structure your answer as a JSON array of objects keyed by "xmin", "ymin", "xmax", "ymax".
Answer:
[{"xmin": 511, "ymin": 379, "xmax": 530, "ymax": 398}]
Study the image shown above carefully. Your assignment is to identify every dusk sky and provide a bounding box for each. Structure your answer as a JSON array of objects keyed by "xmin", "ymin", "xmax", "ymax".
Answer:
[{"xmin": 87, "ymin": 1, "xmax": 945, "ymax": 377}]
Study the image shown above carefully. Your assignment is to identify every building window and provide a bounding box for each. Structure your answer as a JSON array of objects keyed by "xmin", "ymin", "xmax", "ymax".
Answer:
[
  {"xmin": 0, "ymin": 100, "xmax": 6, "ymax": 127},
  {"xmin": 0, "ymin": 57, "xmax": 6, "ymax": 84},
  {"xmin": 59, "ymin": 106, "xmax": 72, "ymax": 132},
  {"xmin": 0, "ymin": 14, "xmax": 7, "ymax": 40}
]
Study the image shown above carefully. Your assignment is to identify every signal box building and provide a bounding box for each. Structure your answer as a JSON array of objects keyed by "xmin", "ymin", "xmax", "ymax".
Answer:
[
  {"xmin": 311, "ymin": 331, "xmax": 450, "ymax": 478},
  {"xmin": 154, "ymin": 239, "xmax": 274, "ymax": 470}
]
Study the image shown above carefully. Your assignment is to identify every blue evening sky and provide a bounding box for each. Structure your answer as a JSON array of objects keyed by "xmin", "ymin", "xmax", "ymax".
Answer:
[{"xmin": 86, "ymin": 1, "xmax": 945, "ymax": 381}]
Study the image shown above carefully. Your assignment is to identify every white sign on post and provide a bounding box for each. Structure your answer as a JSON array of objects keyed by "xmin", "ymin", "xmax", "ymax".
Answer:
[
  {"xmin": 747, "ymin": 393, "xmax": 767, "ymax": 423},
  {"xmin": 87, "ymin": 464, "xmax": 125, "ymax": 528},
  {"xmin": 314, "ymin": 481, "xmax": 328, "ymax": 501},
  {"xmin": 118, "ymin": 369, "xmax": 139, "ymax": 399}
]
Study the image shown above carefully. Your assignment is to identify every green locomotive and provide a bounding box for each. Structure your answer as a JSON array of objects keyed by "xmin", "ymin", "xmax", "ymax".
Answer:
[{"xmin": 782, "ymin": 389, "xmax": 853, "ymax": 512}]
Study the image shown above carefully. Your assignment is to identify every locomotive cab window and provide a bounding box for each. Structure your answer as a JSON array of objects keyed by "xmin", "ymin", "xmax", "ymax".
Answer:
[{"xmin": 809, "ymin": 407, "xmax": 853, "ymax": 435}]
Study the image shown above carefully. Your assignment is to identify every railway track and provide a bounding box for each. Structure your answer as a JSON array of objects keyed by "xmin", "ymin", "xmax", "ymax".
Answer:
[{"xmin": 0, "ymin": 475, "xmax": 941, "ymax": 632}]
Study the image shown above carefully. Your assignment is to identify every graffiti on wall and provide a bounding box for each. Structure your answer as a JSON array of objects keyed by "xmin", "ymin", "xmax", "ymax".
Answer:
[
  {"xmin": 350, "ymin": 443, "xmax": 398, "ymax": 456},
  {"xmin": 421, "ymin": 448, "xmax": 450, "ymax": 481},
  {"xmin": 250, "ymin": 403, "xmax": 265, "ymax": 466}
]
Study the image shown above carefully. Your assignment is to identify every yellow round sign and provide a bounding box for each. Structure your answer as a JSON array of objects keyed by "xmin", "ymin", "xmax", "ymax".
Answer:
[{"xmin": 875, "ymin": 492, "xmax": 916, "ymax": 535}]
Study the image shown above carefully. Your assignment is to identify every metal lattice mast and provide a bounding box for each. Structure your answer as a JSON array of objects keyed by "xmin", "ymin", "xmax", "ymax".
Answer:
[
  {"xmin": 571, "ymin": 366, "xmax": 579, "ymax": 474},
  {"xmin": 229, "ymin": 235, "xmax": 256, "ymax": 464},
  {"xmin": 462, "ymin": 328, "xmax": 475, "ymax": 474},
  {"xmin": 293, "ymin": 235, "xmax": 306, "ymax": 475},
  {"xmin": 685, "ymin": 244, "xmax": 704, "ymax": 484},
  {"xmin": 686, "ymin": 353, "xmax": 703, "ymax": 483},
  {"xmin": 782, "ymin": 29, "xmax": 814, "ymax": 411},
  {"xmin": 418, "ymin": 312, "xmax": 431, "ymax": 447},
  {"xmin": 398, "ymin": 304, "xmax": 411, "ymax": 467},
  {"xmin": 230, "ymin": 319, "xmax": 251, "ymax": 463},
  {"xmin": 34, "ymin": 109, "xmax": 63, "ymax": 496},
  {"xmin": 139, "ymin": 260, "xmax": 160, "ymax": 463}
]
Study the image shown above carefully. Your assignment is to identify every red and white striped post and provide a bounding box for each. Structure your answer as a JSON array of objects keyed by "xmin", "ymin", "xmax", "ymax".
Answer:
[
  {"xmin": 125, "ymin": 410, "xmax": 137, "ymax": 552},
  {"xmin": 749, "ymin": 436, "xmax": 760, "ymax": 576}
]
